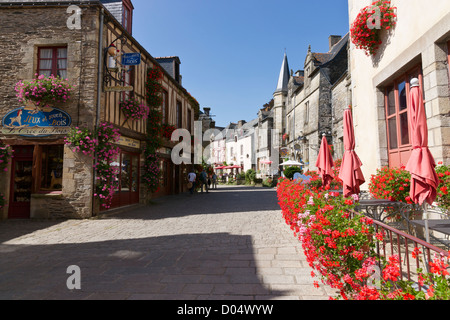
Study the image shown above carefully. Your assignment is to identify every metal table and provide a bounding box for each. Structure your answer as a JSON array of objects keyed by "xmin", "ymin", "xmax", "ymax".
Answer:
[
  {"xmin": 355, "ymin": 199, "xmax": 406, "ymax": 223},
  {"xmin": 410, "ymin": 220, "xmax": 450, "ymax": 235},
  {"xmin": 409, "ymin": 219, "xmax": 450, "ymax": 249}
]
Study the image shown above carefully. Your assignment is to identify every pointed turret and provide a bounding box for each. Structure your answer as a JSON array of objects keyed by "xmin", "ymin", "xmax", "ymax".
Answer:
[{"xmin": 275, "ymin": 52, "xmax": 290, "ymax": 94}]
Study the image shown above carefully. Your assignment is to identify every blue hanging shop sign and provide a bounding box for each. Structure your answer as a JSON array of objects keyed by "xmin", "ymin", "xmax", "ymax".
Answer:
[
  {"xmin": 1, "ymin": 106, "xmax": 72, "ymax": 137},
  {"xmin": 121, "ymin": 52, "xmax": 141, "ymax": 66}
]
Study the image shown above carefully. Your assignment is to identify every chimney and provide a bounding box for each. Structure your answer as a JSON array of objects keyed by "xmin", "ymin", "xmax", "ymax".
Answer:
[
  {"xmin": 204, "ymin": 108, "xmax": 211, "ymax": 116},
  {"xmin": 329, "ymin": 35, "xmax": 342, "ymax": 51},
  {"xmin": 102, "ymin": 0, "xmax": 134, "ymax": 34},
  {"xmin": 238, "ymin": 120, "xmax": 246, "ymax": 128}
]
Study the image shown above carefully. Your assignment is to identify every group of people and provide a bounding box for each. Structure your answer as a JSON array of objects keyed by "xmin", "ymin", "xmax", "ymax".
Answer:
[{"xmin": 187, "ymin": 169, "xmax": 217, "ymax": 195}]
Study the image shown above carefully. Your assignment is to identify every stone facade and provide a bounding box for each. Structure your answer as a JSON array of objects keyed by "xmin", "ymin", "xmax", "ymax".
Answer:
[
  {"xmin": 0, "ymin": 1, "xmax": 197, "ymax": 220},
  {"xmin": 348, "ymin": 0, "xmax": 450, "ymax": 187},
  {"xmin": 276, "ymin": 35, "xmax": 350, "ymax": 172},
  {"xmin": 0, "ymin": 4, "xmax": 99, "ymax": 220}
]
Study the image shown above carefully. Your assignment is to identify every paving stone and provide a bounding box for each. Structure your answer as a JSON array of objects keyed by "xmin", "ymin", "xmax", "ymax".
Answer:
[{"xmin": 0, "ymin": 185, "xmax": 331, "ymax": 300}]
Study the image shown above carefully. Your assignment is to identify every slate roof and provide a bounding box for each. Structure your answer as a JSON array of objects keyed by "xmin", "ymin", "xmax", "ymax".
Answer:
[
  {"xmin": 310, "ymin": 33, "xmax": 349, "ymax": 66},
  {"xmin": 275, "ymin": 52, "xmax": 290, "ymax": 93}
]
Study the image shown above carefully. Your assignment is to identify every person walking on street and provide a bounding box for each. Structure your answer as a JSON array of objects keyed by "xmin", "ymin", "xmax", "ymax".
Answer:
[
  {"xmin": 187, "ymin": 170, "xmax": 196, "ymax": 195},
  {"xmin": 212, "ymin": 173, "xmax": 217, "ymax": 189},
  {"xmin": 200, "ymin": 170, "xmax": 209, "ymax": 193}
]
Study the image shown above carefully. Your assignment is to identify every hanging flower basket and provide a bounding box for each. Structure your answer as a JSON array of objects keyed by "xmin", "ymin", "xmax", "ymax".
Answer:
[
  {"xmin": 15, "ymin": 74, "xmax": 73, "ymax": 108},
  {"xmin": 162, "ymin": 123, "xmax": 176, "ymax": 140},
  {"xmin": 119, "ymin": 98, "xmax": 150, "ymax": 121},
  {"xmin": 0, "ymin": 143, "xmax": 13, "ymax": 172},
  {"xmin": 65, "ymin": 127, "xmax": 98, "ymax": 157},
  {"xmin": 350, "ymin": 0, "xmax": 397, "ymax": 56}
]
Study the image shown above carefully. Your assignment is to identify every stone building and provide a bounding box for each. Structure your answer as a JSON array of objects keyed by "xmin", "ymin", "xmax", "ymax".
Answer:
[
  {"xmin": 274, "ymin": 34, "xmax": 350, "ymax": 172},
  {"xmin": 255, "ymin": 102, "xmax": 276, "ymax": 176},
  {"xmin": 348, "ymin": 0, "xmax": 450, "ymax": 188},
  {"xmin": 0, "ymin": 0, "xmax": 196, "ymax": 219}
]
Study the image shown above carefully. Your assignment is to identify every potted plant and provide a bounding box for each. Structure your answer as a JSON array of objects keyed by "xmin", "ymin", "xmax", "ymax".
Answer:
[
  {"xmin": 15, "ymin": 74, "xmax": 73, "ymax": 110},
  {"xmin": 435, "ymin": 162, "xmax": 450, "ymax": 215},
  {"xmin": 350, "ymin": 0, "xmax": 397, "ymax": 56},
  {"xmin": 0, "ymin": 143, "xmax": 12, "ymax": 172},
  {"xmin": 120, "ymin": 98, "xmax": 150, "ymax": 121}
]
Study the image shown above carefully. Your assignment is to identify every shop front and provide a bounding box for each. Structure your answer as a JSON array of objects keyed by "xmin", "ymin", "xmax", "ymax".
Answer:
[
  {"xmin": 7, "ymin": 143, "xmax": 65, "ymax": 219},
  {"xmin": 1, "ymin": 105, "xmax": 74, "ymax": 219},
  {"xmin": 107, "ymin": 143, "xmax": 141, "ymax": 210}
]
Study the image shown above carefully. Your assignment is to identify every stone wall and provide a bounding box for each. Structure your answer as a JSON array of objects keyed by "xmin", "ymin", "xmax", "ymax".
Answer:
[
  {"xmin": 331, "ymin": 73, "xmax": 351, "ymax": 161},
  {"xmin": 0, "ymin": 5, "xmax": 100, "ymax": 219},
  {"xmin": 0, "ymin": 5, "xmax": 100, "ymax": 128}
]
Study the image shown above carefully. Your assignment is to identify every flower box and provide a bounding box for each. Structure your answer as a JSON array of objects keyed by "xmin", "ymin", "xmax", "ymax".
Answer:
[
  {"xmin": 15, "ymin": 74, "xmax": 73, "ymax": 108},
  {"xmin": 350, "ymin": 0, "xmax": 397, "ymax": 56}
]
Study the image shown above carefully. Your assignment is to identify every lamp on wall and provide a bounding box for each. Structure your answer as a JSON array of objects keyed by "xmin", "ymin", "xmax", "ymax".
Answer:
[
  {"xmin": 107, "ymin": 43, "xmax": 120, "ymax": 69},
  {"xmin": 103, "ymin": 34, "xmax": 127, "ymax": 86}
]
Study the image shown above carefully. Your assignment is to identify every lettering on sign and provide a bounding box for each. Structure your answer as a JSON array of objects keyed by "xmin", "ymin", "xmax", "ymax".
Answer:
[
  {"xmin": 104, "ymin": 86, "xmax": 134, "ymax": 92},
  {"xmin": 121, "ymin": 53, "xmax": 141, "ymax": 66},
  {"xmin": 1, "ymin": 107, "xmax": 72, "ymax": 137},
  {"xmin": 116, "ymin": 136, "xmax": 141, "ymax": 149}
]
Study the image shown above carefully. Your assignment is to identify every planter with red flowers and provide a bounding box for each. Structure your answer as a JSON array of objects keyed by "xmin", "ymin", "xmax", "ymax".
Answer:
[
  {"xmin": 162, "ymin": 123, "xmax": 176, "ymax": 140},
  {"xmin": 119, "ymin": 98, "xmax": 150, "ymax": 121},
  {"xmin": 350, "ymin": 0, "xmax": 397, "ymax": 56}
]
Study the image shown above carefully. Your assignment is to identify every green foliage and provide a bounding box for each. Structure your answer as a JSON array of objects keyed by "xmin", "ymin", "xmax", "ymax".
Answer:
[
  {"xmin": 245, "ymin": 169, "xmax": 256, "ymax": 184},
  {"xmin": 0, "ymin": 142, "xmax": 13, "ymax": 172},
  {"xmin": 284, "ymin": 166, "xmax": 302, "ymax": 179},
  {"xmin": 436, "ymin": 163, "xmax": 450, "ymax": 211}
]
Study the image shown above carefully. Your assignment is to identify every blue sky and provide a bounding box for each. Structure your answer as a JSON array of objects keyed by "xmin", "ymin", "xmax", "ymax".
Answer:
[{"xmin": 132, "ymin": 0, "xmax": 350, "ymax": 127}]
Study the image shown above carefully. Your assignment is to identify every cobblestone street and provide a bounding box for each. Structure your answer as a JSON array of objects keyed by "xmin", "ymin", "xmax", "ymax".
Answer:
[{"xmin": 0, "ymin": 185, "xmax": 333, "ymax": 300}]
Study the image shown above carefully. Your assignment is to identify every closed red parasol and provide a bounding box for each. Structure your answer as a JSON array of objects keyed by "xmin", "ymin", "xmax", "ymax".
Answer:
[{"xmin": 339, "ymin": 107, "xmax": 365, "ymax": 197}]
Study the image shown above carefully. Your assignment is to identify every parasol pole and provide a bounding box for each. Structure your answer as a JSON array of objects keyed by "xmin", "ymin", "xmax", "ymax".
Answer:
[{"xmin": 423, "ymin": 203, "xmax": 430, "ymax": 243}]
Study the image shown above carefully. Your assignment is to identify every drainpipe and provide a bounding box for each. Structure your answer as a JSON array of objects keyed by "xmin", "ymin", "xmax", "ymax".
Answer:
[{"xmin": 92, "ymin": 8, "xmax": 104, "ymax": 217}]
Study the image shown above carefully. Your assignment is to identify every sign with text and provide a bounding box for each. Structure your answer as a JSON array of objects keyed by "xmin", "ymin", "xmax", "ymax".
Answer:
[
  {"xmin": 121, "ymin": 53, "xmax": 141, "ymax": 66},
  {"xmin": 116, "ymin": 136, "xmax": 141, "ymax": 149},
  {"xmin": 104, "ymin": 86, "xmax": 134, "ymax": 92},
  {"xmin": 1, "ymin": 106, "xmax": 72, "ymax": 137}
]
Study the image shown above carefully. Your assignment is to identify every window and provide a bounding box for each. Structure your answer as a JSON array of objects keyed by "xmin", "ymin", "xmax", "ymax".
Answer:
[
  {"xmin": 176, "ymin": 101, "xmax": 182, "ymax": 128},
  {"xmin": 187, "ymin": 108, "xmax": 192, "ymax": 132},
  {"xmin": 37, "ymin": 47, "xmax": 68, "ymax": 79},
  {"xmin": 122, "ymin": 1, "xmax": 133, "ymax": 34},
  {"xmin": 39, "ymin": 145, "xmax": 64, "ymax": 192},
  {"xmin": 304, "ymin": 101, "xmax": 309, "ymax": 124},
  {"xmin": 122, "ymin": 66, "xmax": 135, "ymax": 101},
  {"xmin": 447, "ymin": 41, "xmax": 450, "ymax": 88},
  {"xmin": 162, "ymin": 90, "xmax": 169, "ymax": 124},
  {"xmin": 384, "ymin": 66, "xmax": 422, "ymax": 168}
]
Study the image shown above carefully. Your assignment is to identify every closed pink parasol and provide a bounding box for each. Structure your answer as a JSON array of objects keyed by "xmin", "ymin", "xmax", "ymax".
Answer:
[{"xmin": 339, "ymin": 107, "xmax": 365, "ymax": 197}]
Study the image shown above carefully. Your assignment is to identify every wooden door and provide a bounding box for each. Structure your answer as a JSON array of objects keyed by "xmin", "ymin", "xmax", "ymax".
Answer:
[{"xmin": 9, "ymin": 146, "xmax": 34, "ymax": 219}]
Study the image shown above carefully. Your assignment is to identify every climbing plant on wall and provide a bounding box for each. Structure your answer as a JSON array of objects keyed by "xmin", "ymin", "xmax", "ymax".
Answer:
[{"xmin": 142, "ymin": 66, "xmax": 164, "ymax": 193}]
